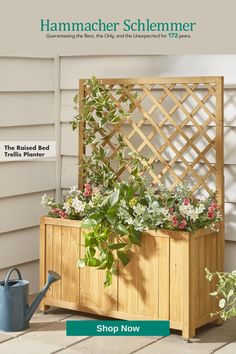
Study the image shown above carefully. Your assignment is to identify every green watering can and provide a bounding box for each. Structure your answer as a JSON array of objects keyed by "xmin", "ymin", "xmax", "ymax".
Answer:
[{"xmin": 0, "ymin": 267, "xmax": 61, "ymax": 332}]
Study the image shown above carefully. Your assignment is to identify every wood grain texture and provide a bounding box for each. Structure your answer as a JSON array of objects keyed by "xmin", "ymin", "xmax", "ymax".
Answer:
[{"xmin": 40, "ymin": 217, "xmax": 222, "ymax": 338}]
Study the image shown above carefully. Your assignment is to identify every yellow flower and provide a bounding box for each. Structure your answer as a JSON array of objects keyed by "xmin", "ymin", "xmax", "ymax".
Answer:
[
  {"xmin": 129, "ymin": 198, "xmax": 138, "ymax": 207},
  {"xmin": 68, "ymin": 197, "xmax": 73, "ymax": 205}
]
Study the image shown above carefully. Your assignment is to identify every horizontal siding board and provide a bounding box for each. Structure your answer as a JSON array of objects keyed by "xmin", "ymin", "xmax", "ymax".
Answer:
[
  {"xmin": 61, "ymin": 89, "xmax": 236, "ymax": 128},
  {"xmin": 60, "ymin": 55, "xmax": 236, "ymax": 89},
  {"xmin": 61, "ymin": 123, "xmax": 77, "ymax": 156},
  {"xmin": 225, "ymin": 203, "xmax": 236, "ymax": 241},
  {"xmin": 0, "ymin": 124, "xmax": 55, "ymax": 140},
  {"xmin": 0, "ymin": 92, "xmax": 54, "ymax": 126},
  {"xmin": 61, "ymin": 156, "xmax": 78, "ymax": 188},
  {"xmin": 0, "ymin": 191, "xmax": 54, "ymax": 234},
  {"xmin": 0, "ymin": 58, "xmax": 54, "ymax": 92},
  {"xmin": 0, "ymin": 161, "xmax": 56, "ymax": 198},
  {"xmin": 0, "ymin": 261, "xmax": 39, "ymax": 294},
  {"xmin": 225, "ymin": 242, "xmax": 236, "ymax": 272},
  {"xmin": 0, "ymin": 227, "xmax": 39, "ymax": 269}
]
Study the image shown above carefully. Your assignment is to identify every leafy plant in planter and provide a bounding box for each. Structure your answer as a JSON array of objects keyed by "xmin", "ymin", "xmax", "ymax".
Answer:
[
  {"xmin": 42, "ymin": 76, "xmax": 222, "ymax": 287},
  {"xmin": 206, "ymin": 269, "xmax": 236, "ymax": 320}
]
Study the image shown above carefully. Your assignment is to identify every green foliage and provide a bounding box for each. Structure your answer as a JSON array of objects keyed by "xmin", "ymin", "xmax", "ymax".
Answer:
[
  {"xmin": 71, "ymin": 76, "xmax": 148, "ymax": 189},
  {"xmin": 42, "ymin": 76, "xmax": 223, "ymax": 288},
  {"xmin": 206, "ymin": 268, "xmax": 236, "ymax": 320}
]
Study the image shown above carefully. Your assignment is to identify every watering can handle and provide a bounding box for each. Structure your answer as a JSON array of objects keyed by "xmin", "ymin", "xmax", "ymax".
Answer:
[{"xmin": 4, "ymin": 267, "xmax": 22, "ymax": 286}]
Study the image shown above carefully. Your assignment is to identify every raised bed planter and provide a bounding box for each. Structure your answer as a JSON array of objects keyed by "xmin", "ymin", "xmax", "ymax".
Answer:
[{"xmin": 40, "ymin": 216, "xmax": 221, "ymax": 338}]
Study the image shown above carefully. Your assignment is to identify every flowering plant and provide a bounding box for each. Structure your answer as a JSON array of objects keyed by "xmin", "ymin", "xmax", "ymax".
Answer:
[
  {"xmin": 42, "ymin": 182, "xmax": 222, "ymax": 286},
  {"xmin": 206, "ymin": 269, "xmax": 236, "ymax": 321}
]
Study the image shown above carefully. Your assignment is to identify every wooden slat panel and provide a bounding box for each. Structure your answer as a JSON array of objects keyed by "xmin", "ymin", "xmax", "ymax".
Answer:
[
  {"xmin": 61, "ymin": 226, "xmax": 80, "ymax": 303},
  {"xmin": 158, "ymin": 237, "xmax": 170, "ymax": 319},
  {"xmin": 169, "ymin": 238, "xmax": 183, "ymax": 324},
  {"xmin": 0, "ymin": 58, "xmax": 54, "ymax": 92},
  {"xmin": 0, "ymin": 92, "xmax": 54, "ymax": 126},
  {"xmin": 45, "ymin": 224, "xmax": 53, "ymax": 301},
  {"xmin": 79, "ymin": 238, "xmax": 117, "ymax": 311},
  {"xmin": 52, "ymin": 226, "xmax": 62, "ymax": 301},
  {"xmin": 118, "ymin": 234, "xmax": 169, "ymax": 318}
]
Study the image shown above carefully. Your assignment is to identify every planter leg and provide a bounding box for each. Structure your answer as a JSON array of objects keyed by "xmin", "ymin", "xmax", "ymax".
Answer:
[
  {"xmin": 182, "ymin": 327, "xmax": 195, "ymax": 340},
  {"xmin": 212, "ymin": 317, "xmax": 223, "ymax": 326},
  {"xmin": 41, "ymin": 304, "xmax": 50, "ymax": 314}
]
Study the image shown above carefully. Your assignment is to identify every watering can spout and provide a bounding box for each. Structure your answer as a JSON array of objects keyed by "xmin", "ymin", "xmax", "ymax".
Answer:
[{"xmin": 25, "ymin": 271, "xmax": 61, "ymax": 322}]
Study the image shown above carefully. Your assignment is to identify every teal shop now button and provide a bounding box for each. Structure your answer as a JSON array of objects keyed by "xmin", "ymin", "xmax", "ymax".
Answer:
[{"xmin": 66, "ymin": 320, "xmax": 170, "ymax": 336}]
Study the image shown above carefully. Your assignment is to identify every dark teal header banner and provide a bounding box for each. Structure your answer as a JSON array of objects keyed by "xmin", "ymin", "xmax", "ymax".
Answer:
[{"xmin": 66, "ymin": 320, "xmax": 170, "ymax": 336}]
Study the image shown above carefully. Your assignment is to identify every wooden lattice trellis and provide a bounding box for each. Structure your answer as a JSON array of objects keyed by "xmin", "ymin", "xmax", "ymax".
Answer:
[{"xmin": 78, "ymin": 76, "xmax": 224, "ymax": 266}]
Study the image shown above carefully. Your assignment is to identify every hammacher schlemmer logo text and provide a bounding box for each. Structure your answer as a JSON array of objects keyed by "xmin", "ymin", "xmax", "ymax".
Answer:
[{"xmin": 40, "ymin": 18, "xmax": 197, "ymax": 33}]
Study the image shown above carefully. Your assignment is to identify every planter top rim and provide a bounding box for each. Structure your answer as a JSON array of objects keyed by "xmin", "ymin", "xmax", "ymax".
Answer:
[{"xmin": 41, "ymin": 216, "xmax": 218, "ymax": 238}]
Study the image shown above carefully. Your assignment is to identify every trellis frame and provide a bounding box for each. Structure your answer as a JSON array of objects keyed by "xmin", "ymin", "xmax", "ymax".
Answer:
[{"xmin": 78, "ymin": 76, "xmax": 224, "ymax": 270}]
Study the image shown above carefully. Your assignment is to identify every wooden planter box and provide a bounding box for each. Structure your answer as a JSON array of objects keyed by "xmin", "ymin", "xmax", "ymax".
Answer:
[{"xmin": 40, "ymin": 216, "xmax": 221, "ymax": 339}]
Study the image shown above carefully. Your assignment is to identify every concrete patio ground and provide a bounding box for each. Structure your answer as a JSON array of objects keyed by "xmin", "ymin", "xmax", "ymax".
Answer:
[{"xmin": 0, "ymin": 307, "xmax": 236, "ymax": 354}]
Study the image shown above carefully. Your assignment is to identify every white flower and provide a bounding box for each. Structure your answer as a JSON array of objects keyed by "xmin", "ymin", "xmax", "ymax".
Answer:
[
  {"xmin": 88, "ymin": 200, "xmax": 94, "ymax": 208},
  {"xmin": 63, "ymin": 201, "xmax": 71, "ymax": 214},
  {"xmin": 197, "ymin": 203, "xmax": 205, "ymax": 213},
  {"xmin": 41, "ymin": 194, "xmax": 47, "ymax": 207},
  {"xmin": 133, "ymin": 204, "xmax": 147, "ymax": 216},
  {"xmin": 161, "ymin": 207, "xmax": 169, "ymax": 216},
  {"xmin": 71, "ymin": 197, "xmax": 85, "ymax": 213},
  {"xmin": 179, "ymin": 204, "xmax": 200, "ymax": 221},
  {"xmin": 125, "ymin": 217, "xmax": 134, "ymax": 225},
  {"xmin": 41, "ymin": 194, "xmax": 54, "ymax": 207},
  {"xmin": 189, "ymin": 210, "xmax": 199, "ymax": 222}
]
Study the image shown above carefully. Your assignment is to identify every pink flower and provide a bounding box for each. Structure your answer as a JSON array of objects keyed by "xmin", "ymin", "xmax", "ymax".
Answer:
[
  {"xmin": 52, "ymin": 208, "xmax": 60, "ymax": 214},
  {"xmin": 179, "ymin": 219, "xmax": 187, "ymax": 229},
  {"xmin": 172, "ymin": 216, "xmax": 179, "ymax": 227},
  {"xmin": 209, "ymin": 202, "xmax": 217, "ymax": 211},
  {"xmin": 83, "ymin": 183, "xmax": 92, "ymax": 197},
  {"xmin": 59, "ymin": 210, "xmax": 67, "ymax": 219},
  {"xmin": 184, "ymin": 198, "xmax": 190, "ymax": 205},
  {"xmin": 169, "ymin": 208, "xmax": 174, "ymax": 214}
]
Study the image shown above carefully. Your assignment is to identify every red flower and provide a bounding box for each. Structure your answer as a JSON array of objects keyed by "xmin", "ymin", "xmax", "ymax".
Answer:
[
  {"xmin": 172, "ymin": 216, "xmax": 179, "ymax": 227},
  {"xmin": 207, "ymin": 211, "xmax": 214, "ymax": 219},
  {"xmin": 184, "ymin": 198, "xmax": 190, "ymax": 205},
  {"xmin": 179, "ymin": 219, "xmax": 187, "ymax": 229}
]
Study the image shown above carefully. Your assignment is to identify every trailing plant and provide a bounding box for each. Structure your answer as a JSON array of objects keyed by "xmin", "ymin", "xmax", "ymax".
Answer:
[
  {"xmin": 71, "ymin": 76, "xmax": 143, "ymax": 188},
  {"xmin": 205, "ymin": 269, "xmax": 236, "ymax": 320}
]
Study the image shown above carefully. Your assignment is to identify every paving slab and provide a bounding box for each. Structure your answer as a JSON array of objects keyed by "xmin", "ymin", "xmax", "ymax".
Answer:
[
  {"xmin": 215, "ymin": 341, "xmax": 236, "ymax": 353},
  {"xmin": 67, "ymin": 336, "xmax": 158, "ymax": 354},
  {"xmin": 0, "ymin": 332, "xmax": 13, "ymax": 343},
  {"xmin": 61, "ymin": 313, "xmax": 97, "ymax": 322},
  {"xmin": 24, "ymin": 321, "xmax": 88, "ymax": 348},
  {"xmin": 31, "ymin": 307, "xmax": 74, "ymax": 324},
  {"xmin": 0, "ymin": 336, "xmax": 61, "ymax": 354},
  {"xmin": 135, "ymin": 320, "xmax": 236, "ymax": 354}
]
